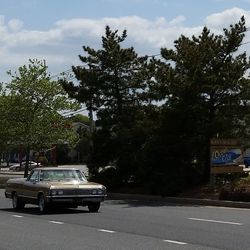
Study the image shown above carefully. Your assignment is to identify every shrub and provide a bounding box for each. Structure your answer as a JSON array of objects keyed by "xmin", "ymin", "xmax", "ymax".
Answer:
[
  {"xmin": 90, "ymin": 167, "xmax": 121, "ymax": 191},
  {"xmin": 219, "ymin": 176, "xmax": 250, "ymax": 201}
]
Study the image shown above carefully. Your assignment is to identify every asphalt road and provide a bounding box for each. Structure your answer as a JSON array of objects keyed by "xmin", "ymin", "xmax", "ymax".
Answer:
[{"xmin": 1, "ymin": 190, "xmax": 250, "ymax": 250}]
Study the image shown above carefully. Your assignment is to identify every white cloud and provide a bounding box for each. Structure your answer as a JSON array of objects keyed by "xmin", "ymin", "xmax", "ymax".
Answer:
[
  {"xmin": 0, "ymin": 14, "xmax": 202, "ymax": 77},
  {"xmin": 8, "ymin": 19, "xmax": 23, "ymax": 32},
  {"xmin": 0, "ymin": 15, "xmax": 5, "ymax": 25},
  {"xmin": 169, "ymin": 15, "xmax": 186, "ymax": 26},
  {"xmin": 55, "ymin": 15, "xmax": 199, "ymax": 49},
  {"xmin": 205, "ymin": 7, "xmax": 250, "ymax": 28},
  {"xmin": 0, "ymin": 8, "xmax": 250, "ymax": 82}
]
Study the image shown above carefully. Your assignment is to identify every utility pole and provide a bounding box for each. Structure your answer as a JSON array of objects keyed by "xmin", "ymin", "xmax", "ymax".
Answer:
[
  {"xmin": 88, "ymin": 101, "xmax": 94, "ymax": 149},
  {"xmin": 88, "ymin": 100, "xmax": 96, "ymax": 176}
]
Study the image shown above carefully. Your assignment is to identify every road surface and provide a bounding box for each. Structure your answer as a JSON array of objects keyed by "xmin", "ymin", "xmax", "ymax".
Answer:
[{"xmin": 0, "ymin": 190, "xmax": 250, "ymax": 250}]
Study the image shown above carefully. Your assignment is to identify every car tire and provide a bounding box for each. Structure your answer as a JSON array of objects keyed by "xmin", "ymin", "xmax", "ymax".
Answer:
[
  {"xmin": 38, "ymin": 194, "xmax": 48, "ymax": 213},
  {"xmin": 12, "ymin": 192, "xmax": 25, "ymax": 210},
  {"xmin": 88, "ymin": 202, "xmax": 100, "ymax": 213}
]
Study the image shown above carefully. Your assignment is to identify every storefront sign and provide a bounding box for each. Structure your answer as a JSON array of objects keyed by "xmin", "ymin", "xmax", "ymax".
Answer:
[{"xmin": 210, "ymin": 139, "xmax": 244, "ymax": 174}]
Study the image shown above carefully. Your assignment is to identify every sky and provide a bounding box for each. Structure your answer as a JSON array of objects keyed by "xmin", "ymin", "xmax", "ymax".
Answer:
[{"xmin": 1, "ymin": 0, "xmax": 250, "ymax": 82}]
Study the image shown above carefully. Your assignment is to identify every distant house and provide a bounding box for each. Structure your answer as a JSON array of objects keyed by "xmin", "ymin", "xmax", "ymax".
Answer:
[{"xmin": 71, "ymin": 122, "xmax": 90, "ymax": 131}]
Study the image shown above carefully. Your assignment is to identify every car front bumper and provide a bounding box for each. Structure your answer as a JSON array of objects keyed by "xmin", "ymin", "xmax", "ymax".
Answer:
[{"xmin": 46, "ymin": 195, "xmax": 106, "ymax": 204}]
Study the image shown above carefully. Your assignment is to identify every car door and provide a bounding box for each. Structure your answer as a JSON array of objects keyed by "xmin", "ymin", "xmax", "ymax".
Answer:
[{"xmin": 22, "ymin": 170, "xmax": 40, "ymax": 202}]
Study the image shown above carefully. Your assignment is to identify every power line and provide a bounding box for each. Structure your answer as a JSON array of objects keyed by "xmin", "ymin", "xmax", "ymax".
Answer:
[
  {"xmin": 49, "ymin": 53, "xmax": 162, "ymax": 79},
  {"xmin": 147, "ymin": 53, "xmax": 161, "ymax": 58},
  {"xmin": 50, "ymin": 33, "xmax": 250, "ymax": 80},
  {"xmin": 241, "ymin": 41, "xmax": 250, "ymax": 45},
  {"xmin": 63, "ymin": 108, "xmax": 88, "ymax": 118},
  {"xmin": 50, "ymin": 69, "xmax": 72, "ymax": 79},
  {"xmin": 47, "ymin": 26, "xmax": 250, "ymax": 79},
  {"xmin": 62, "ymin": 107, "xmax": 86, "ymax": 115}
]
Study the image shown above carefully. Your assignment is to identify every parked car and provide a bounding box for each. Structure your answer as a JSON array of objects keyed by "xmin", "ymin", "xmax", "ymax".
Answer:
[
  {"xmin": 9, "ymin": 161, "xmax": 41, "ymax": 171},
  {"xmin": 5, "ymin": 167, "xmax": 107, "ymax": 213}
]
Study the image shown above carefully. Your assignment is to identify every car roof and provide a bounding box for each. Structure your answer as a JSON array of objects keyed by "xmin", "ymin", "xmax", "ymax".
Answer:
[{"xmin": 34, "ymin": 167, "xmax": 79, "ymax": 171}]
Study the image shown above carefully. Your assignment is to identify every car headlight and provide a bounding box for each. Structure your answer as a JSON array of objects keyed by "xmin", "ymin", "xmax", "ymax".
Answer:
[
  {"xmin": 92, "ymin": 189, "xmax": 97, "ymax": 195},
  {"xmin": 51, "ymin": 190, "xmax": 63, "ymax": 195},
  {"xmin": 51, "ymin": 190, "xmax": 57, "ymax": 195}
]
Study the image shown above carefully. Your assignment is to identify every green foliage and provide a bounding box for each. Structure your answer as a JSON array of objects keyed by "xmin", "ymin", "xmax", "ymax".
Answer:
[
  {"xmin": 63, "ymin": 19, "xmax": 250, "ymax": 195},
  {"xmin": 0, "ymin": 88, "xmax": 10, "ymax": 151},
  {"xmin": 5, "ymin": 59, "xmax": 79, "ymax": 149},
  {"xmin": 2, "ymin": 59, "xmax": 79, "ymax": 176},
  {"xmin": 63, "ymin": 26, "xmax": 148, "ymax": 121},
  {"xmin": 153, "ymin": 16, "xmax": 250, "ymax": 183},
  {"xmin": 219, "ymin": 175, "xmax": 250, "ymax": 201},
  {"xmin": 62, "ymin": 26, "xmax": 150, "ymax": 179},
  {"xmin": 90, "ymin": 167, "xmax": 121, "ymax": 191}
]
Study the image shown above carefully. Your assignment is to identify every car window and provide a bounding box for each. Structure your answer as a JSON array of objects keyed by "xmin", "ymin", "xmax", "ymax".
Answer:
[
  {"xmin": 27, "ymin": 170, "xmax": 39, "ymax": 182},
  {"xmin": 39, "ymin": 170, "xmax": 86, "ymax": 182},
  {"xmin": 40, "ymin": 170, "xmax": 52, "ymax": 181}
]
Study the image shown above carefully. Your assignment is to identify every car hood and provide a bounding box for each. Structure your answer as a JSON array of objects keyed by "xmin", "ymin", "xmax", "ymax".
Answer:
[
  {"xmin": 7, "ymin": 178, "xmax": 26, "ymax": 183},
  {"xmin": 6, "ymin": 178, "xmax": 105, "ymax": 189},
  {"xmin": 42, "ymin": 180, "xmax": 104, "ymax": 189}
]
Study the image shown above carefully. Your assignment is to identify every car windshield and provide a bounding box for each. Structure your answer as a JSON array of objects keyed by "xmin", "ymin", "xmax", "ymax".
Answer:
[{"xmin": 39, "ymin": 169, "xmax": 86, "ymax": 182}]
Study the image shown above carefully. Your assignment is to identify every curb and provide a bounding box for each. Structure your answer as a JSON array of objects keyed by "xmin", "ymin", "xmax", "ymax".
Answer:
[{"xmin": 108, "ymin": 193, "xmax": 250, "ymax": 209}]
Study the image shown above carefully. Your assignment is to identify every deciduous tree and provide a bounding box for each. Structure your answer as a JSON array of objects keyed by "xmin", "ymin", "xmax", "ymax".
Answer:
[{"xmin": 5, "ymin": 59, "xmax": 79, "ymax": 176}]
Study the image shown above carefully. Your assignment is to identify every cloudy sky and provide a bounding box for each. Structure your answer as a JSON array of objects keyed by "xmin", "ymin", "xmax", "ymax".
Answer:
[{"xmin": 1, "ymin": 0, "xmax": 250, "ymax": 81}]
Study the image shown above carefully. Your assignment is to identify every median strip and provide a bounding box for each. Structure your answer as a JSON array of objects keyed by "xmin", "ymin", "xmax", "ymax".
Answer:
[
  {"xmin": 163, "ymin": 239, "xmax": 187, "ymax": 245},
  {"xmin": 188, "ymin": 217, "xmax": 243, "ymax": 225}
]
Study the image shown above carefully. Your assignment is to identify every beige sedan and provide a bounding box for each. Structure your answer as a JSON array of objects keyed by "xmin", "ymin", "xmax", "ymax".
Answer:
[{"xmin": 5, "ymin": 167, "xmax": 107, "ymax": 213}]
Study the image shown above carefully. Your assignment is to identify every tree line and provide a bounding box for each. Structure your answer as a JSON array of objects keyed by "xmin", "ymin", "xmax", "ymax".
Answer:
[{"xmin": 1, "ymin": 17, "xmax": 250, "ymax": 194}]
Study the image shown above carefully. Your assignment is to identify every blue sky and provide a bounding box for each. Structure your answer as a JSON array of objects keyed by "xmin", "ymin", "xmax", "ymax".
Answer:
[
  {"xmin": 2, "ymin": 0, "xmax": 250, "ymax": 27},
  {"xmin": 1, "ymin": 0, "xmax": 250, "ymax": 80}
]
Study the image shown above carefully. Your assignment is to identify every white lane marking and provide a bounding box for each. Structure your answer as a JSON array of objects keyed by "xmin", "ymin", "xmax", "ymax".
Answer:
[
  {"xmin": 98, "ymin": 229, "xmax": 116, "ymax": 233},
  {"xmin": 12, "ymin": 215, "xmax": 23, "ymax": 218},
  {"xmin": 163, "ymin": 239, "xmax": 187, "ymax": 245},
  {"xmin": 49, "ymin": 221, "xmax": 64, "ymax": 225},
  {"xmin": 188, "ymin": 217, "xmax": 243, "ymax": 225}
]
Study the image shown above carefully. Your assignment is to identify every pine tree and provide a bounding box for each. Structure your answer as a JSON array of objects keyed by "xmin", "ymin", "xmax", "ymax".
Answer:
[
  {"xmin": 155, "ymin": 16, "xmax": 250, "ymax": 183},
  {"xmin": 62, "ymin": 26, "xmax": 149, "ymax": 179}
]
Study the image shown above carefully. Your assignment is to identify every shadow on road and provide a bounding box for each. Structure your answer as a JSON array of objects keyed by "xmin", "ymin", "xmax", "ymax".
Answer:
[
  {"xmin": 0, "ymin": 206, "xmax": 90, "ymax": 215},
  {"xmin": 106, "ymin": 198, "xmax": 202, "ymax": 208}
]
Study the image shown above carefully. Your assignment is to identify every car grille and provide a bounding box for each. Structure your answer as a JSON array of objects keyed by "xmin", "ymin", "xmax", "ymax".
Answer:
[{"xmin": 61, "ymin": 189, "xmax": 93, "ymax": 196}]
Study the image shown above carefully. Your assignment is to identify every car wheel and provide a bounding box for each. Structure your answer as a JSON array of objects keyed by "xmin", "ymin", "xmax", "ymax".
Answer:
[
  {"xmin": 12, "ymin": 192, "xmax": 25, "ymax": 210},
  {"xmin": 38, "ymin": 194, "xmax": 48, "ymax": 213},
  {"xmin": 88, "ymin": 202, "xmax": 100, "ymax": 213}
]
